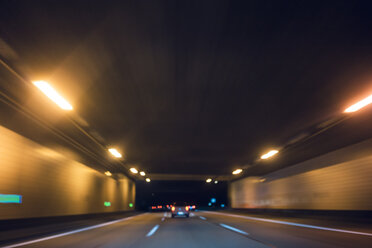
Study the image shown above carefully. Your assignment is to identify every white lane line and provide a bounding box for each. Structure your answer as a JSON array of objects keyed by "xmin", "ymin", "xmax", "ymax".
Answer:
[
  {"xmin": 1, "ymin": 213, "xmax": 147, "ymax": 248},
  {"xmin": 146, "ymin": 225, "xmax": 160, "ymax": 237},
  {"xmin": 220, "ymin": 223, "xmax": 249, "ymax": 236},
  {"xmin": 163, "ymin": 212, "xmax": 167, "ymax": 217},
  {"xmin": 199, "ymin": 216, "xmax": 207, "ymax": 220},
  {"xmin": 161, "ymin": 217, "xmax": 165, "ymax": 222},
  {"xmin": 206, "ymin": 212, "xmax": 372, "ymax": 237}
]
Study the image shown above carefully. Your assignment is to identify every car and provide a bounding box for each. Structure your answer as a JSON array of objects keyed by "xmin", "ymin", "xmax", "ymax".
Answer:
[{"xmin": 171, "ymin": 202, "xmax": 190, "ymax": 218}]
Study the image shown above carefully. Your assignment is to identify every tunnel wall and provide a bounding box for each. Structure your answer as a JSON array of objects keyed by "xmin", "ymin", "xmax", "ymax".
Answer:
[
  {"xmin": 229, "ymin": 139, "xmax": 372, "ymax": 210},
  {"xmin": 0, "ymin": 125, "xmax": 135, "ymax": 220}
]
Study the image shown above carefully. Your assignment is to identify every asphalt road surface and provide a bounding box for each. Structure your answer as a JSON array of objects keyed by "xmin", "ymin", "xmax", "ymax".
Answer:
[{"xmin": 2, "ymin": 211, "xmax": 371, "ymax": 248}]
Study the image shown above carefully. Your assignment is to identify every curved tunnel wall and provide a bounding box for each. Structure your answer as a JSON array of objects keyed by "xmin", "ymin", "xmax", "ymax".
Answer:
[
  {"xmin": 0, "ymin": 125, "xmax": 135, "ymax": 220},
  {"xmin": 229, "ymin": 139, "xmax": 372, "ymax": 210}
]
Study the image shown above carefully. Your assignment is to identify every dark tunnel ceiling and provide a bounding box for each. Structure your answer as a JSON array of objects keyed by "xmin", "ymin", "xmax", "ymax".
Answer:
[{"xmin": 1, "ymin": 0, "xmax": 372, "ymax": 176}]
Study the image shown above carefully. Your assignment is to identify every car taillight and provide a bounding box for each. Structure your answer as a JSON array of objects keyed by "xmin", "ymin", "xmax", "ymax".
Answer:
[
  {"xmin": 185, "ymin": 206, "xmax": 189, "ymax": 211},
  {"xmin": 171, "ymin": 206, "xmax": 175, "ymax": 211},
  {"xmin": 192, "ymin": 205, "xmax": 196, "ymax": 209}
]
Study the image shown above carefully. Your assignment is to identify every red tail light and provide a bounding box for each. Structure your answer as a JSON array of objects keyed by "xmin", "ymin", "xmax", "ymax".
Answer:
[
  {"xmin": 192, "ymin": 205, "xmax": 196, "ymax": 209},
  {"xmin": 171, "ymin": 206, "xmax": 175, "ymax": 212},
  {"xmin": 185, "ymin": 206, "xmax": 189, "ymax": 211}
]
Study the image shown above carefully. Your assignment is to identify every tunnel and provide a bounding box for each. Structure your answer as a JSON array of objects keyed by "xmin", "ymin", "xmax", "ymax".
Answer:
[{"xmin": 0, "ymin": 1, "xmax": 372, "ymax": 247}]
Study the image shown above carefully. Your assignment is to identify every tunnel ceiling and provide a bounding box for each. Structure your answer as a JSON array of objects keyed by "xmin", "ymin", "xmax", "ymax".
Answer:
[{"xmin": 1, "ymin": 1, "xmax": 372, "ymax": 177}]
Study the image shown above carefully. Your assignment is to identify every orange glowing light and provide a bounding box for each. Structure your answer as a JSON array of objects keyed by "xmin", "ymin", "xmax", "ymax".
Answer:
[
  {"xmin": 260, "ymin": 150, "xmax": 279, "ymax": 159},
  {"xmin": 344, "ymin": 94, "xmax": 372, "ymax": 113}
]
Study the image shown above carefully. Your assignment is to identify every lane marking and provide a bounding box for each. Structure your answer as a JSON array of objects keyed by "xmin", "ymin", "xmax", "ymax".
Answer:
[
  {"xmin": 163, "ymin": 212, "xmax": 167, "ymax": 217},
  {"xmin": 161, "ymin": 217, "xmax": 165, "ymax": 222},
  {"xmin": 190, "ymin": 213, "xmax": 195, "ymax": 217},
  {"xmin": 1, "ymin": 213, "xmax": 147, "ymax": 248},
  {"xmin": 220, "ymin": 223, "xmax": 249, "ymax": 236},
  {"xmin": 146, "ymin": 225, "xmax": 160, "ymax": 237},
  {"xmin": 206, "ymin": 212, "xmax": 372, "ymax": 237},
  {"xmin": 199, "ymin": 216, "xmax": 207, "ymax": 220}
]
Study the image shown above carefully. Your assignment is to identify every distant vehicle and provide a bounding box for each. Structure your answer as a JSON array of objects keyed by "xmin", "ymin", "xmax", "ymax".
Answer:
[
  {"xmin": 188, "ymin": 205, "xmax": 196, "ymax": 211},
  {"xmin": 171, "ymin": 202, "xmax": 189, "ymax": 218}
]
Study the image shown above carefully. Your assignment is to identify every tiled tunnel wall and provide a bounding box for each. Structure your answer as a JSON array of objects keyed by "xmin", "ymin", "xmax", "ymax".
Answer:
[
  {"xmin": 230, "ymin": 139, "xmax": 372, "ymax": 210},
  {"xmin": 0, "ymin": 125, "xmax": 135, "ymax": 220}
]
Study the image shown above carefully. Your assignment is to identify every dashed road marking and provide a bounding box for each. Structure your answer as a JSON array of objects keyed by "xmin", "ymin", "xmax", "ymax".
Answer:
[
  {"xmin": 146, "ymin": 225, "xmax": 160, "ymax": 237},
  {"xmin": 220, "ymin": 223, "xmax": 249, "ymax": 236}
]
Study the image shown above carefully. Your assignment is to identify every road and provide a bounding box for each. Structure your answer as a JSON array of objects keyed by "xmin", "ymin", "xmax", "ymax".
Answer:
[{"xmin": 2, "ymin": 211, "xmax": 372, "ymax": 248}]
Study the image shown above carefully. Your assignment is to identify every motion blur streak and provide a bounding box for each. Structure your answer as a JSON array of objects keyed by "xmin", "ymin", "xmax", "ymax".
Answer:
[
  {"xmin": 344, "ymin": 94, "xmax": 372, "ymax": 112},
  {"xmin": 32, "ymin": 81, "xmax": 73, "ymax": 110}
]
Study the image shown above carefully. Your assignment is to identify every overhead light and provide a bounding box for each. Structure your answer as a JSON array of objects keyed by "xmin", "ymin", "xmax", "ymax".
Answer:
[
  {"xmin": 130, "ymin": 168, "xmax": 138, "ymax": 174},
  {"xmin": 108, "ymin": 148, "xmax": 122, "ymax": 158},
  {"xmin": 146, "ymin": 178, "xmax": 151, "ymax": 182},
  {"xmin": 140, "ymin": 171, "xmax": 146, "ymax": 176},
  {"xmin": 206, "ymin": 178, "xmax": 212, "ymax": 183},
  {"xmin": 104, "ymin": 171, "xmax": 112, "ymax": 176},
  {"xmin": 232, "ymin": 169, "xmax": 242, "ymax": 175},
  {"xmin": 32, "ymin": 81, "xmax": 73, "ymax": 110},
  {"xmin": 261, "ymin": 150, "xmax": 279, "ymax": 159},
  {"xmin": 214, "ymin": 180, "xmax": 218, "ymax": 184},
  {"xmin": 344, "ymin": 94, "xmax": 372, "ymax": 113}
]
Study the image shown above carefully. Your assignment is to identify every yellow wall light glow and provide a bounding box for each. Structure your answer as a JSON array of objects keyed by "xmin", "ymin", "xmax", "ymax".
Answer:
[
  {"xmin": 108, "ymin": 148, "xmax": 122, "ymax": 158},
  {"xmin": 206, "ymin": 178, "xmax": 212, "ymax": 183},
  {"xmin": 260, "ymin": 150, "xmax": 279, "ymax": 159},
  {"xmin": 140, "ymin": 171, "xmax": 146, "ymax": 176},
  {"xmin": 146, "ymin": 178, "xmax": 151, "ymax": 182},
  {"xmin": 32, "ymin": 81, "xmax": 73, "ymax": 110},
  {"xmin": 130, "ymin": 168, "xmax": 138, "ymax": 174},
  {"xmin": 344, "ymin": 94, "xmax": 372, "ymax": 113},
  {"xmin": 104, "ymin": 171, "xmax": 112, "ymax": 176}
]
